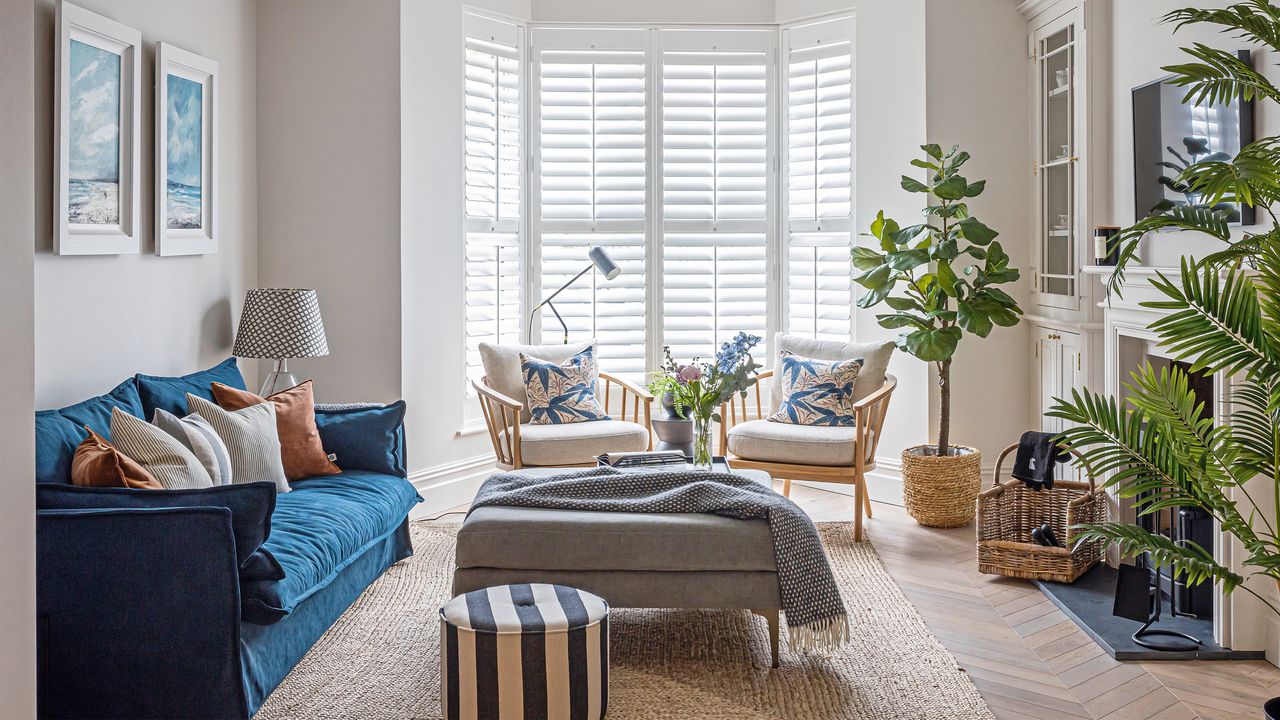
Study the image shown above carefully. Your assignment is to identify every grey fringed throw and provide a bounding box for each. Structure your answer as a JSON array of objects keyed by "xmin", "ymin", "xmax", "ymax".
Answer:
[{"xmin": 469, "ymin": 465, "xmax": 849, "ymax": 652}]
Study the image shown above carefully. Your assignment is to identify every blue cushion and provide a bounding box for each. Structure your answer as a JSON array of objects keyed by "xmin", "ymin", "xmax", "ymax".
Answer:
[
  {"xmin": 241, "ymin": 470, "xmax": 420, "ymax": 624},
  {"xmin": 135, "ymin": 358, "xmax": 246, "ymax": 418},
  {"xmin": 35, "ymin": 411, "xmax": 86, "ymax": 485},
  {"xmin": 53, "ymin": 377, "xmax": 144, "ymax": 439},
  {"xmin": 36, "ymin": 482, "xmax": 284, "ymax": 582},
  {"xmin": 314, "ymin": 402, "xmax": 407, "ymax": 477}
]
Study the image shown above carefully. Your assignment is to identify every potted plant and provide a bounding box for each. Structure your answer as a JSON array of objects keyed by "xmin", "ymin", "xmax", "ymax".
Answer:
[
  {"xmin": 854, "ymin": 145, "xmax": 1023, "ymax": 526},
  {"xmin": 648, "ymin": 334, "xmax": 762, "ymax": 469},
  {"xmin": 1046, "ymin": 3, "xmax": 1280, "ymax": 701}
]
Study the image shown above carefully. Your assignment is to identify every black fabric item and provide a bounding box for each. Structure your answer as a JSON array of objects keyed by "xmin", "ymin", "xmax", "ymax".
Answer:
[
  {"xmin": 1041, "ymin": 524, "xmax": 1062, "ymax": 548},
  {"xmin": 1010, "ymin": 431, "xmax": 1067, "ymax": 491}
]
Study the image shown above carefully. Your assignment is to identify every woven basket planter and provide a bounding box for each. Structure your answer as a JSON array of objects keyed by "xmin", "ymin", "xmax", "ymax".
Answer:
[
  {"xmin": 976, "ymin": 443, "xmax": 1109, "ymax": 583},
  {"xmin": 901, "ymin": 444, "xmax": 981, "ymax": 528}
]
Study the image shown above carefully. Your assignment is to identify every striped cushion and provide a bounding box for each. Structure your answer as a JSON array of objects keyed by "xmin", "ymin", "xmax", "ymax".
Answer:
[
  {"xmin": 108, "ymin": 407, "xmax": 213, "ymax": 490},
  {"xmin": 440, "ymin": 583, "xmax": 608, "ymax": 720},
  {"xmin": 152, "ymin": 409, "xmax": 234, "ymax": 485},
  {"xmin": 186, "ymin": 394, "xmax": 290, "ymax": 493}
]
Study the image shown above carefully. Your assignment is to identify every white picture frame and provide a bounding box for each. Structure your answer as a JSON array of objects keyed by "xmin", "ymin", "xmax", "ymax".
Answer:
[
  {"xmin": 55, "ymin": 0, "xmax": 141, "ymax": 255},
  {"xmin": 155, "ymin": 42, "xmax": 218, "ymax": 256}
]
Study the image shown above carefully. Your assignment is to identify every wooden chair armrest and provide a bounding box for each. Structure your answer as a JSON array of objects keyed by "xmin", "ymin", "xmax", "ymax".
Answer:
[
  {"xmin": 599, "ymin": 372, "xmax": 654, "ymax": 402},
  {"xmin": 718, "ymin": 370, "xmax": 775, "ymax": 450},
  {"xmin": 852, "ymin": 373, "xmax": 897, "ymax": 411},
  {"xmin": 471, "ymin": 379, "xmax": 522, "ymax": 410}
]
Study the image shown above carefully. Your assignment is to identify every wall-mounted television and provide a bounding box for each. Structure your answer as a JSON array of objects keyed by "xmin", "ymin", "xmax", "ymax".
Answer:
[{"xmin": 1132, "ymin": 50, "xmax": 1254, "ymax": 225}]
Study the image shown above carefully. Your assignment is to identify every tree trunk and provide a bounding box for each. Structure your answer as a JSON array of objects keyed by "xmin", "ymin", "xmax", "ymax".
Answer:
[{"xmin": 937, "ymin": 359, "xmax": 951, "ymax": 457}]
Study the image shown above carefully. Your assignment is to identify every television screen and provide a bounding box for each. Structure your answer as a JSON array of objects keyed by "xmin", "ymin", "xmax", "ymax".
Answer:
[{"xmin": 1131, "ymin": 50, "xmax": 1254, "ymax": 225}]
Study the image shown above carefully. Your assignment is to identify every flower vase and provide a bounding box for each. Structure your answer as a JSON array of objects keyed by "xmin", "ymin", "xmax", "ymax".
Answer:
[{"xmin": 692, "ymin": 413, "xmax": 714, "ymax": 470}]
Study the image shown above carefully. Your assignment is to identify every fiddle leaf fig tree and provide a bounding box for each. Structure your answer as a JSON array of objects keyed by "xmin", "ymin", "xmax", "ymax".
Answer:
[{"xmin": 854, "ymin": 144, "xmax": 1024, "ymax": 457}]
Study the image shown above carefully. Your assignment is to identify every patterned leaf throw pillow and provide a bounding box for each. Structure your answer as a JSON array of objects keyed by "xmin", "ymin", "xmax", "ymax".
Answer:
[
  {"xmin": 521, "ymin": 347, "xmax": 610, "ymax": 425},
  {"xmin": 768, "ymin": 351, "xmax": 864, "ymax": 427}
]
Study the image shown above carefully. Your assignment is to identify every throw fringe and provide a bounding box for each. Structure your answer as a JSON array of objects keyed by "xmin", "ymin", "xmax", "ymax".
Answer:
[{"xmin": 787, "ymin": 612, "xmax": 850, "ymax": 654}]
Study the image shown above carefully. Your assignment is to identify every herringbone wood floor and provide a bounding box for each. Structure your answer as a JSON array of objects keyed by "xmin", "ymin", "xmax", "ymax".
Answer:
[{"xmin": 433, "ymin": 481, "xmax": 1280, "ymax": 719}]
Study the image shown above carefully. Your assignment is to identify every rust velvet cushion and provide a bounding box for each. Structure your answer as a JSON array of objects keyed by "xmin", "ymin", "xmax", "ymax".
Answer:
[
  {"xmin": 70, "ymin": 427, "xmax": 162, "ymax": 489},
  {"xmin": 211, "ymin": 380, "xmax": 341, "ymax": 481}
]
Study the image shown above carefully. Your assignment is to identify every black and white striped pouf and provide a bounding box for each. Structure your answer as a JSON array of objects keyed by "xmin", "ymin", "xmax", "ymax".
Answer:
[{"xmin": 440, "ymin": 583, "xmax": 609, "ymax": 720}]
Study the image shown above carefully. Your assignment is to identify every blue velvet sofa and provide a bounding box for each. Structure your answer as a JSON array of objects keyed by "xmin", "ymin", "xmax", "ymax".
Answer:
[{"xmin": 35, "ymin": 359, "xmax": 422, "ymax": 719}]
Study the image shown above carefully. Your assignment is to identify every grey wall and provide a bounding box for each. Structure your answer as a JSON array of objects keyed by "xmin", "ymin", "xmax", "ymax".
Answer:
[
  {"xmin": 0, "ymin": 0, "xmax": 37, "ymax": 714},
  {"xmin": 534, "ymin": 0, "xmax": 775, "ymax": 22},
  {"xmin": 256, "ymin": 0, "xmax": 402, "ymax": 403},
  {"xmin": 33, "ymin": 0, "xmax": 259, "ymax": 408}
]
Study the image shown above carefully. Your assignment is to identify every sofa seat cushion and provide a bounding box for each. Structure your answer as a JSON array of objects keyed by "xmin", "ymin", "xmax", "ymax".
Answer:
[
  {"xmin": 241, "ymin": 470, "xmax": 421, "ymax": 623},
  {"xmin": 727, "ymin": 419, "xmax": 858, "ymax": 466},
  {"xmin": 501, "ymin": 420, "xmax": 648, "ymax": 466},
  {"xmin": 457, "ymin": 505, "xmax": 776, "ymax": 573}
]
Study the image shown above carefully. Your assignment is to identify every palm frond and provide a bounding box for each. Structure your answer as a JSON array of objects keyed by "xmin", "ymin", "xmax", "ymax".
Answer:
[
  {"xmin": 1163, "ymin": 1, "xmax": 1280, "ymax": 54},
  {"xmin": 1180, "ymin": 137, "xmax": 1280, "ymax": 209},
  {"xmin": 1163, "ymin": 42, "xmax": 1280, "ymax": 106},
  {"xmin": 1228, "ymin": 379, "xmax": 1280, "ymax": 478},
  {"xmin": 1106, "ymin": 207, "xmax": 1233, "ymax": 297},
  {"xmin": 1072, "ymin": 522, "xmax": 1244, "ymax": 591}
]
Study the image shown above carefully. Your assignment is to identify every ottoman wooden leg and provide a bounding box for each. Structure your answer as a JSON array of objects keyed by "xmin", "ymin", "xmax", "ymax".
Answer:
[{"xmin": 751, "ymin": 609, "xmax": 780, "ymax": 668}]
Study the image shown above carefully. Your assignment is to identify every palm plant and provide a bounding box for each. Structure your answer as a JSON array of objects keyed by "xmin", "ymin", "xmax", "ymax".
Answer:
[{"xmin": 1048, "ymin": 0, "xmax": 1280, "ymax": 614}]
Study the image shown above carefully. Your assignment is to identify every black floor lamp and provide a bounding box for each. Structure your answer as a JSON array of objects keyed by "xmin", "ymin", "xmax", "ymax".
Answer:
[{"xmin": 527, "ymin": 246, "xmax": 621, "ymax": 344}]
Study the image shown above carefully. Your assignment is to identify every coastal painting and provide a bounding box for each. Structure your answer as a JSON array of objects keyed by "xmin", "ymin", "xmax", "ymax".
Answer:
[
  {"xmin": 165, "ymin": 74, "xmax": 203, "ymax": 229},
  {"xmin": 67, "ymin": 39, "xmax": 121, "ymax": 225}
]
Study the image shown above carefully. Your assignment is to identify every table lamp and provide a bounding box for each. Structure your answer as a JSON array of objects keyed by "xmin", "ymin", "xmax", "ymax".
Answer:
[
  {"xmin": 233, "ymin": 288, "xmax": 329, "ymax": 396},
  {"xmin": 527, "ymin": 246, "xmax": 621, "ymax": 344}
]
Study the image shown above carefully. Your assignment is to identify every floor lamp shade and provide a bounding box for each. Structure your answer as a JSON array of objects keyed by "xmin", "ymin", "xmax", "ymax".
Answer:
[{"xmin": 233, "ymin": 289, "xmax": 329, "ymax": 359}]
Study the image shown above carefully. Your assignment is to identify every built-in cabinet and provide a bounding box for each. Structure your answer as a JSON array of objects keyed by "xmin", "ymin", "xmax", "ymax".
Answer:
[{"xmin": 1020, "ymin": 0, "xmax": 1109, "ymax": 434}]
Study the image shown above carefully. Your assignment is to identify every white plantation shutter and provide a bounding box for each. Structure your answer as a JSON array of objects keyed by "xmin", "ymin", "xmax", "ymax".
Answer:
[
  {"xmin": 784, "ymin": 17, "xmax": 854, "ymax": 342},
  {"xmin": 464, "ymin": 14, "xmax": 523, "ymax": 381},
  {"xmin": 660, "ymin": 30, "xmax": 775, "ymax": 363},
  {"xmin": 533, "ymin": 28, "xmax": 648, "ymax": 377}
]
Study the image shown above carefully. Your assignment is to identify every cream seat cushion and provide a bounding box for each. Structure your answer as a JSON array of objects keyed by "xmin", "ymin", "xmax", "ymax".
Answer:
[
  {"xmin": 727, "ymin": 419, "xmax": 858, "ymax": 467},
  {"xmin": 479, "ymin": 339, "xmax": 595, "ymax": 422},
  {"xmin": 502, "ymin": 420, "xmax": 649, "ymax": 466},
  {"xmin": 770, "ymin": 333, "xmax": 894, "ymax": 414}
]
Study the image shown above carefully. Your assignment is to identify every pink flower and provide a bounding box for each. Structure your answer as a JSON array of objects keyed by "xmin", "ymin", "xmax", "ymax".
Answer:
[{"xmin": 678, "ymin": 364, "xmax": 702, "ymax": 382}]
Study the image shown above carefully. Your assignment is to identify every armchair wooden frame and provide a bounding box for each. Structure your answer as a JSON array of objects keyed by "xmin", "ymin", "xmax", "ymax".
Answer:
[
  {"xmin": 719, "ymin": 372, "xmax": 897, "ymax": 541},
  {"xmin": 473, "ymin": 372, "xmax": 654, "ymax": 470}
]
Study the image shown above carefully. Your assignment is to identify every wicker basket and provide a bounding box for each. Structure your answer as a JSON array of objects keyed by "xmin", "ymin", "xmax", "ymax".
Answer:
[
  {"xmin": 901, "ymin": 444, "xmax": 982, "ymax": 528},
  {"xmin": 976, "ymin": 443, "xmax": 1109, "ymax": 583}
]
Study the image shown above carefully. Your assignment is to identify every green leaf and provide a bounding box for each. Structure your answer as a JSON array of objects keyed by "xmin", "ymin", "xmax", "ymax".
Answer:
[
  {"xmin": 854, "ymin": 263, "xmax": 891, "ymax": 290},
  {"xmin": 888, "ymin": 247, "xmax": 931, "ymax": 271},
  {"xmin": 852, "ymin": 246, "xmax": 886, "ymax": 271},
  {"xmin": 900, "ymin": 175, "xmax": 930, "ymax": 193},
  {"xmin": 951, "ymin": 150, "xmax": 971, "ymax": 170},
  {"xmin": 921, "ymin": 143, "xmax": 943, "ymax": 160},
  {"xmin": 957, "ymin": 217, "xmax": 998, "ymax": 245},
  {"xmin": 885, "ymin": 296, "xmax": 922, "ymax": 312},
  {"xmin": 963, "ymin": 179, "xmax": 987, "ymax": 197},
  {"xmin": 877, "ymin": 313, "xmax": 929, "ymax": 330},
  {"xmin": 936, "ymin": 261, "xmax": 961, "ymax": 297},
  {"xmin": 933, "ymin": 176, "xmax": 967, "ymax": 200},
  {"xmin": 910, "ymin": 158, "xmax": 939, "ymax": 171},
  {"xmin": 899, "ymin": 326, "xmax": 962, "ymax": 362},
  {"xmin": 957, "ymin": 299, "xmax": 993, "ymax": 337}
]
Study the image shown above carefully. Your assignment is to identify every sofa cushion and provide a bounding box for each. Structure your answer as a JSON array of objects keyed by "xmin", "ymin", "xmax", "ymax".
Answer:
[
  {"xmin": 769, "ymin": 351, "xmax": 863, "ymax": 426},
  {"xmin": 135, "ymin": 357, "xmax": 246, "ymax": 418},
  {"xmin": 457, "ymin": 505, "xmax": 776, "ymax": 573},
  {"xmin": 770, "ymin": 334, "xmax": 894, "ymax": 413},
  {"xmin": 212, "ymin": 380, "xmax": 341, "ymax": 481},
  {"xmin": 314, "ymin": 401, "xmax": 407, "ymax": 477},
  {"xmin": 522, "ymin": 347, "xmax": 609, "ymax": 425},
  {"xmin": 35, "ymin": 481, "xmax": 283, "ymax": 581},
  {"xmin": 479, "ymin": 339, "xmax": 595, "ymax": 422},
  {"xmin": 71, "ymin": 427, "xmax": 161, "ymax": 489},
  {"xmin": 55, "ymin": 378, "xmax": 145, "ymax": 439},
  {"xmin": 187, "ymin": 395, "xmax": 289, "ymax": 493},
  {"xmin": 36, "ymin": 411, "xmax": 86, "ymax": 485},
  {"xmin": 110, "ymin": 408, "xmax": 214, "ymax": 490},
  {"xmin": 501, "ymin": 420, "xmax": 648, "ymax": 466},
  {"xmin": 727, "ymin": 419, "xmax": 858, "ymax": 466},
  {"xmin": 241, "ymin": 470, "xmax": 421, "ymax": 624}
]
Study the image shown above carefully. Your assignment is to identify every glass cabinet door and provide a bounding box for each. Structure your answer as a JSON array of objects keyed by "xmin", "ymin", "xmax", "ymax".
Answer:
[{"xmin": 1035, "ymin": 19, "xmax": 1077, "ymax": 307}]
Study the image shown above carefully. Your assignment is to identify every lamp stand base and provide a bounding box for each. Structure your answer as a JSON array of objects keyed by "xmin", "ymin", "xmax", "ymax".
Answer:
[{"xmin": 260, "ymin": 358, "xmax": 297, "ymax": 396}]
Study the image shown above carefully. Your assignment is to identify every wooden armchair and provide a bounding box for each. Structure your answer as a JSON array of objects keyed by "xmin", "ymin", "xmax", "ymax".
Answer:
[
  {"xmin": 473, "ymin": 372, "xmax": 654, "ymax": 470},
  {"xmin": 719, "ymin": 372, "xmax": 897, "ymax": 541}
]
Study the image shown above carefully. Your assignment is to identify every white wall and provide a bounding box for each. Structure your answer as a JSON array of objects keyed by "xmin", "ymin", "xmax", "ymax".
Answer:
[
  {"xmin": 533, "ymin": 0, "xmax": 774, "ymax": 23},
  {"xmin": 33, "ymin": 0, "xmax": 259, "ymax": 408},
  {"xmin": 923, "ymin": 0, "xmax": 1032, "ymax": 462},
  {"xmin": 0, "ymin": 0, "xmax": 37, "ymax": 714}
]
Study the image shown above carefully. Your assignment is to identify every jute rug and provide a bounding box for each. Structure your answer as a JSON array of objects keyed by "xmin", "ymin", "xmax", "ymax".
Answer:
[{"xmin": 257, "ymin": 522, "xmax": 994, "ymax": 719}]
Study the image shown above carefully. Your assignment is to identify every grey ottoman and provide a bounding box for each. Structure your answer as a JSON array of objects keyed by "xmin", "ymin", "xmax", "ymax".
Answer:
[
  {"xmin": 452, "ymin": 468, "xmax": 782, "ymax": 667},
  {"xmin": 440, "ymin": 583, "xmax": 609, "ymax": 719}
]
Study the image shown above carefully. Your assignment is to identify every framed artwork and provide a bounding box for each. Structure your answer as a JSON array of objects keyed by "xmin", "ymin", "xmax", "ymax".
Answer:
[
  {"xmin": 155, "ymin": 42, "xmax": 218, "ymax": 256},
  {"xmin": 55, "ymin": 0, "xmax": 141, "ymax": 255}
]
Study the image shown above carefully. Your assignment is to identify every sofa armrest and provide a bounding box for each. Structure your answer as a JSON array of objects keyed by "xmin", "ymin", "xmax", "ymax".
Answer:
[
  {"xmin": 314, "ymin": 400, "xmax": 408, "ymax": 477},
  {"xmin": 38, "ymin": 507, "xmax": 248, "ymax": 719}
]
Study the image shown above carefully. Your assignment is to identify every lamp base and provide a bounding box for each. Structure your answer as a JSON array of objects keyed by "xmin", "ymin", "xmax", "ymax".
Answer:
[{"xmin": 260, "ymin": 358, "xmax": 297, "ymax": 396}]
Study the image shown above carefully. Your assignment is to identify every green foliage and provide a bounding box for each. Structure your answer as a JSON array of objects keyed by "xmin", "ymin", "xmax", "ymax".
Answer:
[
  {"xmin": 1054, "ymin": 0, "xmax": 1280, "ymax": 616},
  {"xmin": 855, "ymin": 145, "xmax": 1023, "ymax": 454}
]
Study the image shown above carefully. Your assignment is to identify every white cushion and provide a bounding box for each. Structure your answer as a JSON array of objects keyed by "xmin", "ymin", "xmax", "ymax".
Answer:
[
  {"xmin": 109, "ymin": 407, "xmax": 214, "ymax": 489},
  {"xmin": 503, "ymin": 420, "xmax": 649, "ymax": 466},
  {"xmin": 187, "ymin": 394, "xmax": 290, "ymax": 493},
  {"xmin": 479, "ymin": 339, "xmax": 595, "ymax": 422},
  {"xmin": 727, "ymin": 419, "xmax": 858, "ymax": 467},
  {"xmin": 770, "ymin": 333, "xmax": 894, "ymax": 413}
]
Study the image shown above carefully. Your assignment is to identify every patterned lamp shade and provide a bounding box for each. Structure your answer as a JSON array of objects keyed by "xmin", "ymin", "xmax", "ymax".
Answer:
[{"xmin": 232, "ymin": 289, "xmax": 329, "ymax": 359}]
